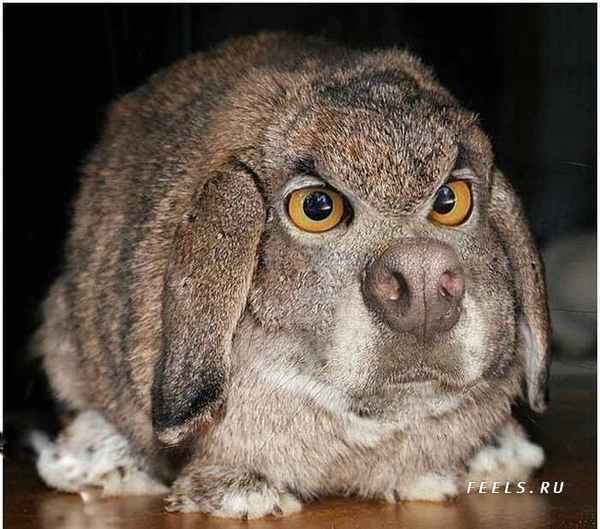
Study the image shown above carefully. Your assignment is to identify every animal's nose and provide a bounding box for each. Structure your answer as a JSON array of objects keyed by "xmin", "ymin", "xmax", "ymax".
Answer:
[{"xmin": 363, "ymin": 239, "xmax": 465, "ymax": 340}]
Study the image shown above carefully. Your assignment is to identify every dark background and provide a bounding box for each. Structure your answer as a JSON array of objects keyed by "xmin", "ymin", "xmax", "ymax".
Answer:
[{"xmin": 3, "ymin": 5, "xmax": 596, "ymax": 425}]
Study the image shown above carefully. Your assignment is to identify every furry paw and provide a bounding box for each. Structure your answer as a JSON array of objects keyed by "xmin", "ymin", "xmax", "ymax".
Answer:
[
  {"xmin": 467, "ymin": 421, "xmax": 544, "ymax": 483},
  {"xmin": 166, "ymin": 466, "xmax": 302, "ymax": 519},
  {"xmin": 385, "ymin": 474, "xmax": 459, "ymax": 503},
  {"xmin": 29, "ymin": 411, "xmax": 168, "ymax": 499}
]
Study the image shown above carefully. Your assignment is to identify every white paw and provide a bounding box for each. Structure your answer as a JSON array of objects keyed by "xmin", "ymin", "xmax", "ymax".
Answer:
[
  {"xmin": 388, "ymin": 474, "xmax": 459, "ymax": 502},
  {"xmin": 467, "ymin": 422, "xmax": 545, "ymax": 482},
  {"xmin": 167, "ymin": 487, "xmax": 302, "ymax": 519},
  {"xmin": 278, "ymin": 492, "xmax": 303, "ymax": 514},
  {"xmin": 29, "ymin": 411, "xmax": 168, "ymax": 499},
  {"xmin": 215, "ymin": 490, "xmax": 301, "ymax": 519}
]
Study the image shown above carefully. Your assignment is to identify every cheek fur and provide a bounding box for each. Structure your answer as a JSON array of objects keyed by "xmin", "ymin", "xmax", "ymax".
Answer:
[{"xmin": 248, "ymin": 234, "xmax": 352, "ymax": 331}]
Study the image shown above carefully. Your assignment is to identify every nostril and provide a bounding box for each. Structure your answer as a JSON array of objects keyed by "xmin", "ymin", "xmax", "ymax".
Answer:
[
  {"xmin": 367, "ymin": 266, "xmax": 410, "ymax": 310},
  {"xmin": 437, "ymin": 271, "xmax": 465, "ymax": 300},
  {"xmin": 375, "ymin": 269, "xmax": 402, "ymax": 301}
]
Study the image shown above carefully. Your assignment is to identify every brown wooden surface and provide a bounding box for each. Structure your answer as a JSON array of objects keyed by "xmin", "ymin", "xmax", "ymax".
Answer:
[{"xmin": 6, "ymin": 370, "xmax": 596, "ymax": 529}]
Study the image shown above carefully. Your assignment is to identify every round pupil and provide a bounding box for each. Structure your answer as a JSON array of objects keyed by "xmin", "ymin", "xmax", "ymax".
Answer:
[
  {"xmin": 303, "ymin": 191, "xmax": 333, "ymax": 221},
  {"xmin": 433, "ymin": 185, "xmax": 456, "ymax": 214}
]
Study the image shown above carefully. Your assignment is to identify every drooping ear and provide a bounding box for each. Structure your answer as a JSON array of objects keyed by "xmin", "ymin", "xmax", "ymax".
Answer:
[
  {"xmin": 489, "ymin": 168, "xmax": 551, "ymax": 412},
  {"xmin": 152, "ymin": 166, "xmax": 265, "ymax": 444}
]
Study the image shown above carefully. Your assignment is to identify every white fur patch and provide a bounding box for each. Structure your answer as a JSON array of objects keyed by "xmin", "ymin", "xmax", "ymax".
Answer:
[
  {"xmin": 261, "ymin": 368, "xmax": 350, "ymax": 418},
  {"xmin": 30, "ymin": 411, "xmax": 168, "ymax": 499},
  {"xmin": 213, "ymin": 490, "xmax": 302, "ymax": 519},
  {"xmin": 342, "ymin": 415, "xmax": 393, "ymax": 448},
  {"xmin": 261, "ymin": 367, "xmax": 396, "ymax": 448},
  {"xmin": 467, "ymin": 422, "xmax": 545, "ymax": 482},
  {"xmin": 395, "ymin": 474, "xmax": 459, "ymax": 502},
  {"xmin": 456, "ymin": 294, "xmax": 487, "ymax": 383}
]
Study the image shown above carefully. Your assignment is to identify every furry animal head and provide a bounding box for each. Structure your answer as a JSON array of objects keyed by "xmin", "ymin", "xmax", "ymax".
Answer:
[{"xmin": 102, "ymin": 33, "xmax": 550, "ymax": 444}]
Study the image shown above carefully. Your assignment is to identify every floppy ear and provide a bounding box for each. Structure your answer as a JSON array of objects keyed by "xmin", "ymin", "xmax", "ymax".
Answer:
[
  {"xmin": 152, "ymin": 166, "xmax": 265, "ymax": 444},
  {"xmin": 489, "ymin": 169, "xmax": 551, "ymax": 412}
]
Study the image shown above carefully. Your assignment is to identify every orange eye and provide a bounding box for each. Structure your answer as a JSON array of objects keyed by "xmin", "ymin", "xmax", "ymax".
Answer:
[
  {"xmin": 287, "ymin": 187, "xmax": 345, "ymax": 233},
  {"xmin": 428, "ymin": 180, "xmax": 472, "ymax": 226}
]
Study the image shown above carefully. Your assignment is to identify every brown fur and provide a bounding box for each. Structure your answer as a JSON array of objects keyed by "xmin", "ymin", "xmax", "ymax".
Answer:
[{"xmin": 37, "ymin": 32, "xmax": 550, "ymax": 515}]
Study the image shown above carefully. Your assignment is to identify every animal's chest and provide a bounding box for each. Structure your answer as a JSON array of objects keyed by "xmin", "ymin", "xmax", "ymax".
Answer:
[{"xmin": 201, "ymin": 366, "xmax": 404, "ymax": 493}]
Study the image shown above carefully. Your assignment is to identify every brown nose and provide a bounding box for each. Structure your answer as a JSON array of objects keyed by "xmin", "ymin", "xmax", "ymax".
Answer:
[{"xmin": 363, "ymin": 239, "xmax": 465, "ymax": 340}]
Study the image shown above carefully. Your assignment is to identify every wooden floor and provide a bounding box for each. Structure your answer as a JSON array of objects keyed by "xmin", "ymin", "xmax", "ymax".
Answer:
[{"xmin": 6, "ymin": 366, "xmax": 596, "ymax": 529}]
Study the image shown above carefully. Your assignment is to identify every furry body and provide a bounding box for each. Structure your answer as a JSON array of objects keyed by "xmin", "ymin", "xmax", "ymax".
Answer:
[{"xmin": 35, "ymin": 33, "xmax": 550, "ymax": 517}]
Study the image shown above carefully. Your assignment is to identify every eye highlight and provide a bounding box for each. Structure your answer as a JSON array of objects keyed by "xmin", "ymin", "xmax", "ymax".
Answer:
[
  {"xmin": 287, "ymin": 187, "xmax": 345, "ymax": 233},
  {"xmin": 428, "ymin": 180, "xmax": 472, "ymax": 226}
]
